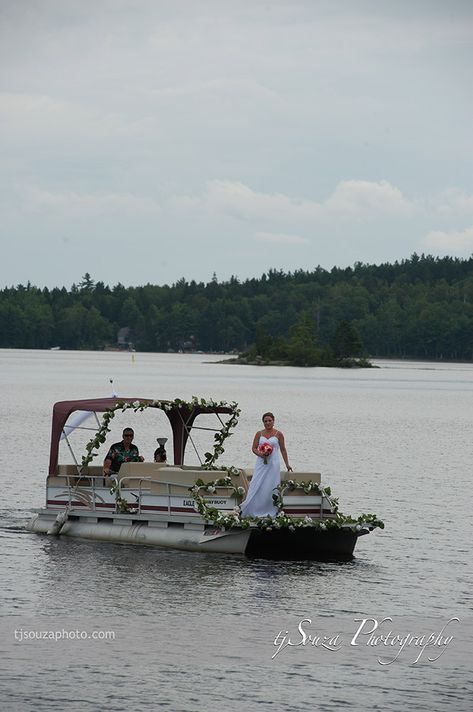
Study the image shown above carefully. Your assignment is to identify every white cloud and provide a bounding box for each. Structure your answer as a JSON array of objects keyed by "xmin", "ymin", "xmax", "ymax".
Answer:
[
  {"xmin": 254, "ymin": 231, "xmax": 309, "ymax": 246},
  {"xmin": 175, "ymin": 178, "xmax": 416, "ymax": 224},
  {"xmin": 202, "ymin": 180, "xmax": 322, "ymax": 221},
  {"xmin": 423, "ymin": 226, "xmax": 473, "ymax": 253},
  {"xmin": 325, "ymin": 180, "xmax": 415, "ymax": 217}
]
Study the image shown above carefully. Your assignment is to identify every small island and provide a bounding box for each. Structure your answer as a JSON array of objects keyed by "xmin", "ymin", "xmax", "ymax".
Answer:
[{"xmin": 224, "ymin": 318, "xmax": 374, "ymax": 368}]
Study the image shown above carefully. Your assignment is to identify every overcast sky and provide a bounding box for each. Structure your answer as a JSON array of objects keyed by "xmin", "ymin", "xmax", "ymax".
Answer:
[{"xmin": 1, "ymin": 0, "xmax": 472, "ymax": 289}]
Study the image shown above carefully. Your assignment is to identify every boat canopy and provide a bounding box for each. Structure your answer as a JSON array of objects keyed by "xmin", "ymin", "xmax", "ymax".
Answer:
[{"xmin": 49, "ymin": 397, "xmax": 233, "ymax": 475}]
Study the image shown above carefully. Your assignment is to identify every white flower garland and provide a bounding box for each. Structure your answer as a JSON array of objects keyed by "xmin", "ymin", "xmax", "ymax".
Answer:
[
  {"xmin": 271, "ymin": 479, "xmax": 338, "ymax": 511},
  {"xmin": 191, "ymin": 477, "xmax": 385, "ymax": 533},
  {"xmin": 81, "ymin": 398, "xmax": 384, "ymax": 532}
]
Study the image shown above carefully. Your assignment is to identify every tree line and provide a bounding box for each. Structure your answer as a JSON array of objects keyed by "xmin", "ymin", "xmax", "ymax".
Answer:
[{"xmin": 1, "ymin": 254, "xmax": 473, "ymax": 361}]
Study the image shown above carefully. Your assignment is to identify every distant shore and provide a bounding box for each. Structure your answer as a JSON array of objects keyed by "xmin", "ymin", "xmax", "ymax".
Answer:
[{"xmin": 217, "ymin": 355, "xmax": 376, "ymax": 368}]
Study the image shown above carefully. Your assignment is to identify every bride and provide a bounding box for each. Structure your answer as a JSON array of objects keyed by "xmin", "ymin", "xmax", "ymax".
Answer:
[{"xmin": 240, "ymin": 412, "xmax": 292, "ymax": 518}]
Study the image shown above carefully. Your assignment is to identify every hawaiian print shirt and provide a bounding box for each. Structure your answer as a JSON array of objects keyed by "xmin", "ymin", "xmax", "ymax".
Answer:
[{"xmin": 105, "ymin": 441, "xmax": 142, "ymax": 473}]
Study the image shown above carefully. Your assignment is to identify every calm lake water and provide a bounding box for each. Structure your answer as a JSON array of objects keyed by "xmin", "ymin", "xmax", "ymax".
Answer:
[{"xmin": 1, "ymin": 350, "xmax": 472, "ymax": 711}]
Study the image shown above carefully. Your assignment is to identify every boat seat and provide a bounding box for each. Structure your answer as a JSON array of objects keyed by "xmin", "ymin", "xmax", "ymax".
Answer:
[
  {"xmin": 118, "ymin": 463, "xmax": 227, "ymax": 485},
  {"xmin": 284, "ymin": 471, "xmax": 321, "ymax": 484},
  {"xmin": 116, "ymin": 462, "xmax": 244, "ymax": 496},
  {"xmin": 47, "ymin": 476, "xmax": 69, "ymax": 485},
  {"xmin": 242, "ymin": 469, "xmax": 321, "ymax": 485},
  {"xmin": 56, "ymin": 464, "xmax": 104, "ymax": 477},
  {"xmin": 56, "ymin": 464, "xmax": 81, "ymax": 476}
]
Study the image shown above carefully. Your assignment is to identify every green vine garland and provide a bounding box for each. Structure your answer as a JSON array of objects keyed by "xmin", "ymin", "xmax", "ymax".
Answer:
[
  {"xmin": 190, "ymin": 477, "xmax": 385, "ymax": 533},
  {"xmin": 81, "ymin": 396, "xmax": 240, "ymax": 514},
  {"xmin": 109, "ymin": 478, "xmax": 133, "ymax": 514},
  {"xmin": 271, "ymin": 479, "xmax": 338, "ymax": 511},
  {"xmin": 80, "ymin": 397, "xmax": 384, "ymax": 531},
  {"xmin": 81, "ymin": 396, "xmax": 240, "ymax": 469}
]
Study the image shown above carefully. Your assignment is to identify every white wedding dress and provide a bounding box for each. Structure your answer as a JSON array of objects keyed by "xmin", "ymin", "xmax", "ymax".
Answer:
[{"xmin": 240, "ymin": 435, "xmax": 281, "ymax": 518}]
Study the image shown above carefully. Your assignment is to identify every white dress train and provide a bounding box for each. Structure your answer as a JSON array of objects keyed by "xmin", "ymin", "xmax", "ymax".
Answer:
[{"xmin": 240, "ymin": 435, "xmax": 280, "ymax": 518}]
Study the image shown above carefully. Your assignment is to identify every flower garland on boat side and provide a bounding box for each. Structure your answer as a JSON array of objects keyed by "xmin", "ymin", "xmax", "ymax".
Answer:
[
  {"xmin": 271, "ymin": 480, "xmax": 338, "ymax": 512},
  {"xmin": 109, "ymin": 478, "xmax": 132, "ymax": 514},
  {"xmin": 79, "ymin": 399, "xmax": 384, "ymax": 531},
  {"xmin": 189, "ymin": 477, "xmax": 246, "ymax": 528},
  {"xmin": 193, "ymin": 477, "xmax": 246, "ymax": 501},
  {"xmin": 190, "ymin": 477, "xmax": 385, "ymax": 533}
]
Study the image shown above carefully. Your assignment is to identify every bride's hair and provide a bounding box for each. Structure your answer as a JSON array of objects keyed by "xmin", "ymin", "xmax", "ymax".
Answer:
[{"xmin": 262, "ymin": 412, "xmax": 275, "ymax": 421}]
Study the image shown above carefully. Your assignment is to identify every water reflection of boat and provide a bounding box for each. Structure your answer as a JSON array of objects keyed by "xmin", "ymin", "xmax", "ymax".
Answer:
[{"xmin": 28, "ymin": 397, "xmax": 383, "ymax": 559}]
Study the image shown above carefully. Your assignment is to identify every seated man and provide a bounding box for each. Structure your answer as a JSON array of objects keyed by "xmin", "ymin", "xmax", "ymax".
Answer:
[{"xmin": 103, "ymin": 427, "xmax": 144, "ymax": 476}]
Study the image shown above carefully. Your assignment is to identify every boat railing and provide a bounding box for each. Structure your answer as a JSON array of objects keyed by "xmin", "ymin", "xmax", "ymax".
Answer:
[
  {"xmin": 116, "ymin": 476, "xmax": 152, "ymax": 515},
  {"xmin": 53, "ymin": 471, "xmax": 331, "ymax": 517},
  {"xmin": 117, "ymin": 476, "xmax": 235, "ymax": 516},
  {"xmin": 62, "ymin": 474, "xmax": 104, "ymax": 511},
  {"xmin": 49, "ymin": 474, "xmax": 145, "ymax": 513},
  {"xmin": 49, "ymin": 472, "xmax": 234, "ymax": 515},
  {"xmin": 50, "ymin": 473, "xmax": 134, "ymax": 512}
]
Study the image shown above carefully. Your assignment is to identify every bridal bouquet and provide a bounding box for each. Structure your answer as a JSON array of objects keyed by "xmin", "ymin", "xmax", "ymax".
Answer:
[{"xmin": 259, "ymin": 442, "xmax": 273, "ymax": 464}]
